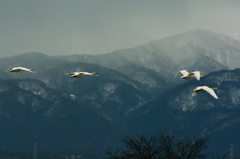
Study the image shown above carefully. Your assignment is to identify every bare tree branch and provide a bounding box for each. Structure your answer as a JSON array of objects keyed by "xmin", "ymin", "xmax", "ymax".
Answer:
[{"xmin": 106, "ymin": 130, "xmax": 228, "ymax": 159}]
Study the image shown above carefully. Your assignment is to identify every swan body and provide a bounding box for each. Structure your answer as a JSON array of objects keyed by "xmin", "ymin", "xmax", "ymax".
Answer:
[
  {"xmin": 66, "ymin": 72, "xmax": 98, "ymax": 78},
  {"xmin": 175, "ymin": 70, "xmax": 205, "ymax": 81},
  {"xmin": 192, "ymin": 86, "xmax": 219, "ymax": 99},
  {"xmin": 5, "ymin": 67, "xmax": 37, "ymax": 73}
]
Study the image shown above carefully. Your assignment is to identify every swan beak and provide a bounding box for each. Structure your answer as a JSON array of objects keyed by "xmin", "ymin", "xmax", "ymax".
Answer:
[{"xmin": 93, "ymin": 72, "xmax": 98, "ymax": 76}]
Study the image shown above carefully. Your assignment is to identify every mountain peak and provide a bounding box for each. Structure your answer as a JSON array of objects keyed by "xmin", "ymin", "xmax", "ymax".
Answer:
[{"xmin": 147, "ymin": 29, "xmax": 240, "ymax": 69}]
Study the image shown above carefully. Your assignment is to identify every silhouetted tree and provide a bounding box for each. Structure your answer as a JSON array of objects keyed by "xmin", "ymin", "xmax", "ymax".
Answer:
[
  {"xmin": 106, "ymin": 134, "xmax": 161, "ymax": 159},
  {"xmin": 106, "ymin": 131, "xmax": 228, "ymax": 159}
]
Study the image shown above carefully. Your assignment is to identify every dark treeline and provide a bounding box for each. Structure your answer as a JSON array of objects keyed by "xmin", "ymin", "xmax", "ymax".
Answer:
[
  {"xmin": 0, "ymin": 130, "xmax": 231, "ymax": 159},
  {"xmin": 106, "ymin": 130, "xmax": 229, "ymax": 159}
]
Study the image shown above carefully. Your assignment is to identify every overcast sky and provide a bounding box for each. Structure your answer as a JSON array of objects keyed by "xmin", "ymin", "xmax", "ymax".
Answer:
[{"xmin": 0, "ymin": 0, "xmax": 240, "ymax": 57}]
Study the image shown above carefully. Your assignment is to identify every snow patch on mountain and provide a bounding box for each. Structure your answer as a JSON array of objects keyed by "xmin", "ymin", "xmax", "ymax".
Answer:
[
  {"xmin": 207, "ymin": 72, "xmax": 240, "ymax": 86},
  {"xmin": 16, "ymin": 92, "xmax": 27, "ymax": 104},
  {"xmin": 229, "ymin": 87, "xmax": 240, "ymax": 106},
  {"xmin": 134, "ymin": 72, "xmax": 159, "ymax": 88},
  {"xmin": 111, "ymin": 96, "xmax": 123, "ymax": 104},
  {"xmin": 18, "ymin": 81, "xmax": 46, "ymax": 98},
  {"xmin": 100, "ymin": 83, "xmax": 118, "ymax": 100},
  {"xmin": 44, "ymin": 101, "xmax": 61, "ymax": 117},
  {"xmin": 31, "ymin": 98, "xmax": 44, "ymax": 113},
  {"xmin": 169, "ymin": 88, "xmax": 197, "ymax": 112},
  {"xmin": 70, "ymin": 94, "xmax": 77, "ymax": 100}
]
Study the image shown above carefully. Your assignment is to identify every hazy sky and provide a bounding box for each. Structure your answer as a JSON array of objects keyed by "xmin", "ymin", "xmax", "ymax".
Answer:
[{"xmin": 0, "ymin": 0, "xmax": 240, "ymax": 57}]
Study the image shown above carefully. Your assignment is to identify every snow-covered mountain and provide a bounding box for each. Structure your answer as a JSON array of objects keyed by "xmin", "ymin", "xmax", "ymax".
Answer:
[
  {"xmin": 59, "ymin": 29, "xmax": 240, "ymax": 85},
  {"xmin": 1, "ymin": 29, "xmax": 240, "ymax": 157},
  {"xmin": 0, "ymin": 54, "xmax": 153, "ymax": 123},
  {"xmin": 126, "ymin": 69, "xmax": 240, "ymax": 156},
  {"xmin": 150, "ymin": 29, "xmax": 240, "ymax": 69},
  {"xmin": 0, "ymin": 78, "xmax": 125, "ymax": 156}
]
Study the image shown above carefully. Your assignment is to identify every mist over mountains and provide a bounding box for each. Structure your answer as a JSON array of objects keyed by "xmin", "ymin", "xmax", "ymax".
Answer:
[{"xmin": 0, "ymin": 30, "xmax": 240, "ymax": 157}]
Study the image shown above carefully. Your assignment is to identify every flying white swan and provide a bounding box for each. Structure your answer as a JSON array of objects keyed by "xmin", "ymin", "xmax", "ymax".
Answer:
[
  {"xmin": 192, "ymin": 86, "xmax": 219, "ymax": 99},
  {"xmin": 65, "ymin": 72, "xmax": 98, "ymax": 78},
  {"xmin": 175, "ymin": 70, "xmax": 205, "ymax": 81},
  {"xmin": 5, "ymin": 67, "xmax": 37, "ymax": 73}
]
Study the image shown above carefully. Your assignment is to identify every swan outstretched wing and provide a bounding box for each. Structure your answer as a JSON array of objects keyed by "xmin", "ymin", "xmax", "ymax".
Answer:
[
  {"xmin": 201, "ymin": 86, "xmax": 218, "ymax": 99},
  {"xmin": 192, "ymin": 91, "xmax": 198, "ymax": 96},
  {"xmin": 66, "ymin": 72, "xmax": 76, "ymax": 76},
  {"xmin": 174, "ymin": 72, "xmax": 181, "ymax": 78},
  {"xmin": 192, "ymin": 71, "xmax": 200, "ymax": 81},
  {"xmin": 175, "ymin": 70, "xmax": 189, "ymax": 77}
]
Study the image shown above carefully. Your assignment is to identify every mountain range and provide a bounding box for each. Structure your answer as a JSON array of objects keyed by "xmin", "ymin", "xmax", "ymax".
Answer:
[{"xmin": 0, "ymin": 29, "xmax": 240, "ymax": 157}]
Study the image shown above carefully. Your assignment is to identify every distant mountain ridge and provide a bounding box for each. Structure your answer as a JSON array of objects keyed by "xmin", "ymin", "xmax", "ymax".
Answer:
[
  {"xmin": 126, "ymin": 68, "xmax": 240, "ymax": 155},
  {"xmin": 0, "ymin": 78, "xmax": 124, "ymax": 156},
  {"xmin": 0, "ymin": 29, "xmax": 240, "ymax": 157},
  {"xmin": 58, "ymin": 30, "xmax": 236, "ymax": 85},
  {"xmin": 149, "ymin": 29, "xmax": 240, "ymax": 68}
]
